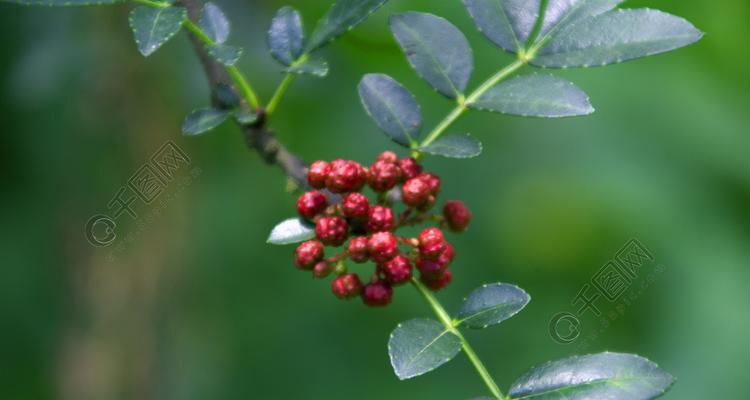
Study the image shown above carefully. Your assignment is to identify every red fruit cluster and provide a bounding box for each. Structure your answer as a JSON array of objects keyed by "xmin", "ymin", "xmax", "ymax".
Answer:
[{"xmin": 292, "ymin": 152, "xmax": 472, "ymax": 307}]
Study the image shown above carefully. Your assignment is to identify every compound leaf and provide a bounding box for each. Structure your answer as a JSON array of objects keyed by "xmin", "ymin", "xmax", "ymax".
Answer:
[
  {"xmin": 358, "ymin": 74, "xmax": 422, "ymax": 147},
  {"xmin": 455, "ymin": 283, "xmax": 530, "ymax": 329},
  {"xmin": 509, "ymin": 352, "xmax": 675, "ymax": 399},
  {"xmin": 182, "ymin": 108, "xmax": 231, "ymax": 136},
  {"xmin": 532, "ymin": 9, "xmax": 703, "ymax": 68},
  {"xmin": 306, "ymin": 0, "xmax": 388, "ymax": 52},
  {"xmin": 390, "ymin": 12, "xmax": 473, "ymax": 98},
  {"xmin": 469, "ymin": 74, "xmax": 594, "ymax": 117},
  {"xmin": 129, "ymin": 6, "xmax": 187, "ymax": 57},
  {"xmin": 388, "ymin": 319, "xmax": 462, "ymax": 380},
  {"xmin": 207, "ymin": 44, "xmax": 243, "ymax": 66},
  {"xmin": 462, "ymin": 0, "xmax": 541, "ymax": 53},
  {"xmin": 267, "ymin": 218, "xmax": 315, "ymax": 245},
  {"xmin": 268, "ymin": 6, "xmax": 305, "ymax": 66},
  {"xmin": 286, "ymin": 57, "xmax": 329, "ymax": 78},
  {"xmin": 420, "ymin": 134, "xmax": 482, "ymax": 159},
  {"xmin": 533, "ymin": 0, "xmax": 624, "ymax": 49},
  {"xmin": 200, "ymin": 2, "xmax": 230, "ymax": 44}
]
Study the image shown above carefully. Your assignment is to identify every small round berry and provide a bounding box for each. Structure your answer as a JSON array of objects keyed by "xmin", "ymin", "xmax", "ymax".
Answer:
[
  {"xmin": 382, "ymin": 255, "xmax": 413, "ymax": 285},
  {"xmin": 416, "ymin": 257, "xmax": 446, "ymax": 279},
  {"xmin": 437, "ymin": 243, "xmax": 455, "ymax": 265},
  {"xmin": 399, "ymin": 157, "xmax": 422, "ymax": 181},
  {"xmin": 367, "ymin": 205, "xmax": 395, "ymax": 232},
  {"xmin": 347, "ymin": 236, "xmax": 369, "ymax": 263},
  {"xmin": 418, "ymin": 227, "xmax": 446, "ymax": 260},
  {"xmin": 307, "ymin": 161, "xmax": 330, "ymax": 189},
  {"xmin": 368, "ymin": 160, "xmax": 401, "ymax": 192},
  {"xmin": 297, "ymin": 191, "xmax": 328, "ymax": 219},
  {"xmin": 312, "ymin": 261, "xmax": 333, "ymax": 278},
  {"xmin": 417, "ymin": 194, "xmax": 437, "ymax": 212},
  {"xmin": 315, "ymin": 216, "xmax": 349, "ymax": 246},
  {"xmin": 362, "ymin": 281, "xmax": 393, "ymax": 307},
  {"xmin": 342, "ymin": 192, "xmax": 369, "ymax": 219},
  {"xmin": 402, "ymin": 177, "xmax": 431, "ymax": 207},
  {"xmin": 331, "ymin": 273, "xmax": 363, "ymax": 299},
  {"xmin": 326, "ymin": 159, "xmax": 366, "ymax": 193},
  {"xmin": 376, "ymin": 151, "xmax": 399, "ymax": 164},
  {"xmin": 367, "ymin": 232, "xmax": 399, "ymax": 263},
  {"xmin": 418, "ymin": 173, "xmax": 441, "ymax": 195},
  {"xmin": 421, "ymin": 268, "xmax": 452, "ymax": 291},
  {"xmin": 294, "ymin": 240, "xmax": 324, "ymax": 270},
  {"xmin": 443, "ymin": 200, "xmax": 472, "ymax": 232}
]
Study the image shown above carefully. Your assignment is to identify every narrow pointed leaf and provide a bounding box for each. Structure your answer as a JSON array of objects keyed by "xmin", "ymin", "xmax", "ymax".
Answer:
[
  {"xmin": 462, "ymin": 0, "xmax": 540, "ymax": 53},
  {"xmin": 306, "ymin": 0, "xmax": 388, "ymax": 52},
  {"xmin": 420, "ymin": 134, "xmax": 482, "ymax": 159},
  {"xmin": 3, "ymin": 0, "xmax": 123, "ymax": 5},
  {"xmin": 358, "ymin": 74, "xmax": 422, "ymax": 147},
  {"xmin": 129, "ymin": 6, "xmax": 186, "ymax": 57},
  {"xmin": 390, "ymin": 12, "xmax": 473, "ymax": 98},
  {"xmin": 182, "ymin": 108, "xmax": 231, "ymax": 136},
  {"xmin": 534, "ymin": 0, "xmax": 624, "ymax": 48},
  {"xmin": 388, "ymin": 319, "xmax": 462, "ymax": 380},
  {"xmin": 267, "ymin": 218, "xmax": 315, "ymax": 245},
  {"xmin": 207, "ymin": 44, "xmax": 243, "ymax": 66},
  {"xmin": 268, "ymin": 6, "xmax": 305, "ymax": 66},
  {"xmin": 200, "ymin": 2, "xmax": 230, "ymax": 44},
  {"xmin": 286, "ymin": 57, "xmax": 329, "ymax": 78},
  {"xmin": 456, "ymin": 283, "xmax": 530, "ymax": 329},
  {"xmin": 510, "ymin": 352, "xmax": 675, "ymax": 399},
  {"xmin": 469, "ymin": 74, "xmax": 594, "ymax": 118},
  {"xmin": 532, "ymin": 9, "xmax": 703, "ymax": 68}
]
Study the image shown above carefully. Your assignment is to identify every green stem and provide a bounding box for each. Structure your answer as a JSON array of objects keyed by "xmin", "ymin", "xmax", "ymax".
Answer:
[
  {"xmin": 266, "ymin": 73, "xmax": 296, "ymax": 116},
  {"xmin": 418, "ymin": 58, "xmax": 527, "ymax": 150},
  {"xmin": 411, "ymin": 278, "xmax": 505, "ymax": 400},
  {"xmin": 134, "ymin": 0, "xmax": 170, "ymax": 7}
]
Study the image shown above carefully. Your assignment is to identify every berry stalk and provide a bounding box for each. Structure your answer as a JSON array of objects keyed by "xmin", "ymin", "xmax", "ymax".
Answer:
[{"xmin": 411, "ymin": 277, "xmax": 504, "ymax": 400}]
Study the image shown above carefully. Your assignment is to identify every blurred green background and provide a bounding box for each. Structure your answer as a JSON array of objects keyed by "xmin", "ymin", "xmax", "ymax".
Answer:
[{"xmin": 1, "ymin": 0, "xmax": 748, "ymax": 399}]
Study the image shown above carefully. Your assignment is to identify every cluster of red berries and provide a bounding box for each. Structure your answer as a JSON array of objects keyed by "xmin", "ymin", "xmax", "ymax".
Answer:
[{"xmin": 293, "ymin": 151, "xmax": 472, "ymax": 307}]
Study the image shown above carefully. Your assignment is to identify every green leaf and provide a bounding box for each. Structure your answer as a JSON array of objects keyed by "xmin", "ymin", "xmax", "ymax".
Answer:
[
  {"xmin": 200, "ymin": 2, "xmax": 230, "ymax": 44},
  {"xmin": 462, "ymin": 0, "xmax": 541, "ymax": 53},
  {"xmin": 509, "ymin": 352, "xmax": 675, "ymax": 399},
  {"xmin": 234, "ymin": 110, "xmax": 258, "ymax": 125},
  {"xmin": 129, "ymin": 6, "xmax": 187, "ymax": 57},
  {"xmin": 285, "ymin": 57, "xmax": 329, "ymax": 78},
  {"xmin": 388, "ymin": 319, "xmax": 462, "ymax": 380},
  {"xmin": 469, "ymin": 74, "xmax": 594, "ymax": 118},
  {"xmin": 2, "ymin": 0, "xmax": 123, "ymax": 6},
  {"xmin": 455, "ymin": 283, "xmax": 530, "ymax": 329},
  {"xmin": 306, "ymin": 0, "xmax": 388, "ymax": 52},
  {"xmin": 533, "ymin": 0, "xmax": 624, "ymax": 49},
  {"xmin": 390, "ymin": 12, "xmax": 473, "ymax": 99},
  {"xmin": 358, "ymin": 74, "xmax": 422, "ymax": 147},
  {"xmin": 420, "ymin": 134, "xmax": 482, "ymax": 159},
  {"xmin": 214, "ymin": 83, "xmax": 240, "ymax": 108},
  {"xmin": 267, "ymin": 218, "xmax": 315, "ymax": 245},
  {"xmin": 182, "ymin": 108, "xmax": 231, "ymax": 136},
  {"xmin": 268, "ymin": 6, "xmax": 305, "ymax": 66},
  {"xmin": 532, "ymin": 9, "xmax": 703, "ymax": 68},
  {"xmin": 207, "ymin": 44, "xmax": 243, "ymax": 66}
]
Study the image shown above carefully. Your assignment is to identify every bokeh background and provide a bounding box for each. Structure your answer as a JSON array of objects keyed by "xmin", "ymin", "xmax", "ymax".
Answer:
[{"xmin": 1, "ymin": 0, "xmax": 748, "ymax": 399}]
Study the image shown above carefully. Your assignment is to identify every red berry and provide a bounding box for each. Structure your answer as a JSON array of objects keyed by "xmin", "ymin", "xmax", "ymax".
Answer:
[
  {"xmin": 443, "ymin": 200, "xmax": 472, "ymax": 232},
  {"xmin": 437, "ymin": 243, "xmax": 455, "ymax": 265},
  {"xmin": 312, "ymin": 261, "xmax": 333, "ymax": 278},
  {"xmin": 294, "ymin": 240, "xmax": 324, "ymax": 270},
  {"xmin": 331, "ymin": 273, "xmax": 363, "ymax": 299},
  {"xmin": 416, "ymin": 256, "xmax": 446, "ymax": 279},
  {"xmin": 377, "ymin": 151, "xmax": 399, "ymax": 164},
  {"xmin": 297, "ymin": 191, "xmax": 328, "ymax": 219},
  {"xmin": 418, "ymin": 173, "xmax": 441, "ymax": 195},
  {"xmin": 421, "ymin": 268, "xmax": 452, "ymax": 291},
  {"xmin": 347, "ymin": 236, "xmax": 369, "ymax": 263},
  {"xmin": 367, "ymin": 205, "xmax": 395, "ymax": 232},
  {"xmin": 307, "ymin": 161, "xmax": 330, "ymax": 189},
  {"xmin": 382, "ymin": 255, "xmax": 413, "ymax": 285},
  {"xmin": 399, "ymin": 157, "xmax": 422, "ymax": 181},
  {"xmin": 361, "ymin": 281, "xmax": 393, "ymax": 307},
  {"xmin": 342, "ymin": 192, "xmax": 369, "ymax": 219},
  {"xmin": 315, "ymin": 216, "xmax": 349, "ymax": 246},
  {"xmin": 368, "ymin": 160, "xmax": 401, "ymax": 192},
  {"xmin": 418, "ymin": 227, "xmax": 446, "ymax": 259},
  {"xmin": 326, "ymin": 159, "xmax": 366, "ymax": 193},
  {"xmin": 367, "ymin": 232, "xmax": 399, "ymax": 263},
  {"xmin": 402, "ymin": 177, "xmax": 431, "ymax": 207}
]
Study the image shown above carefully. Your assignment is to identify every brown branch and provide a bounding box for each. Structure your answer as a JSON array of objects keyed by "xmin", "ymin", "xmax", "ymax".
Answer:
[{"xmin": 179, "ymin": 0, "xmax": 308, "ymax": 188}]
